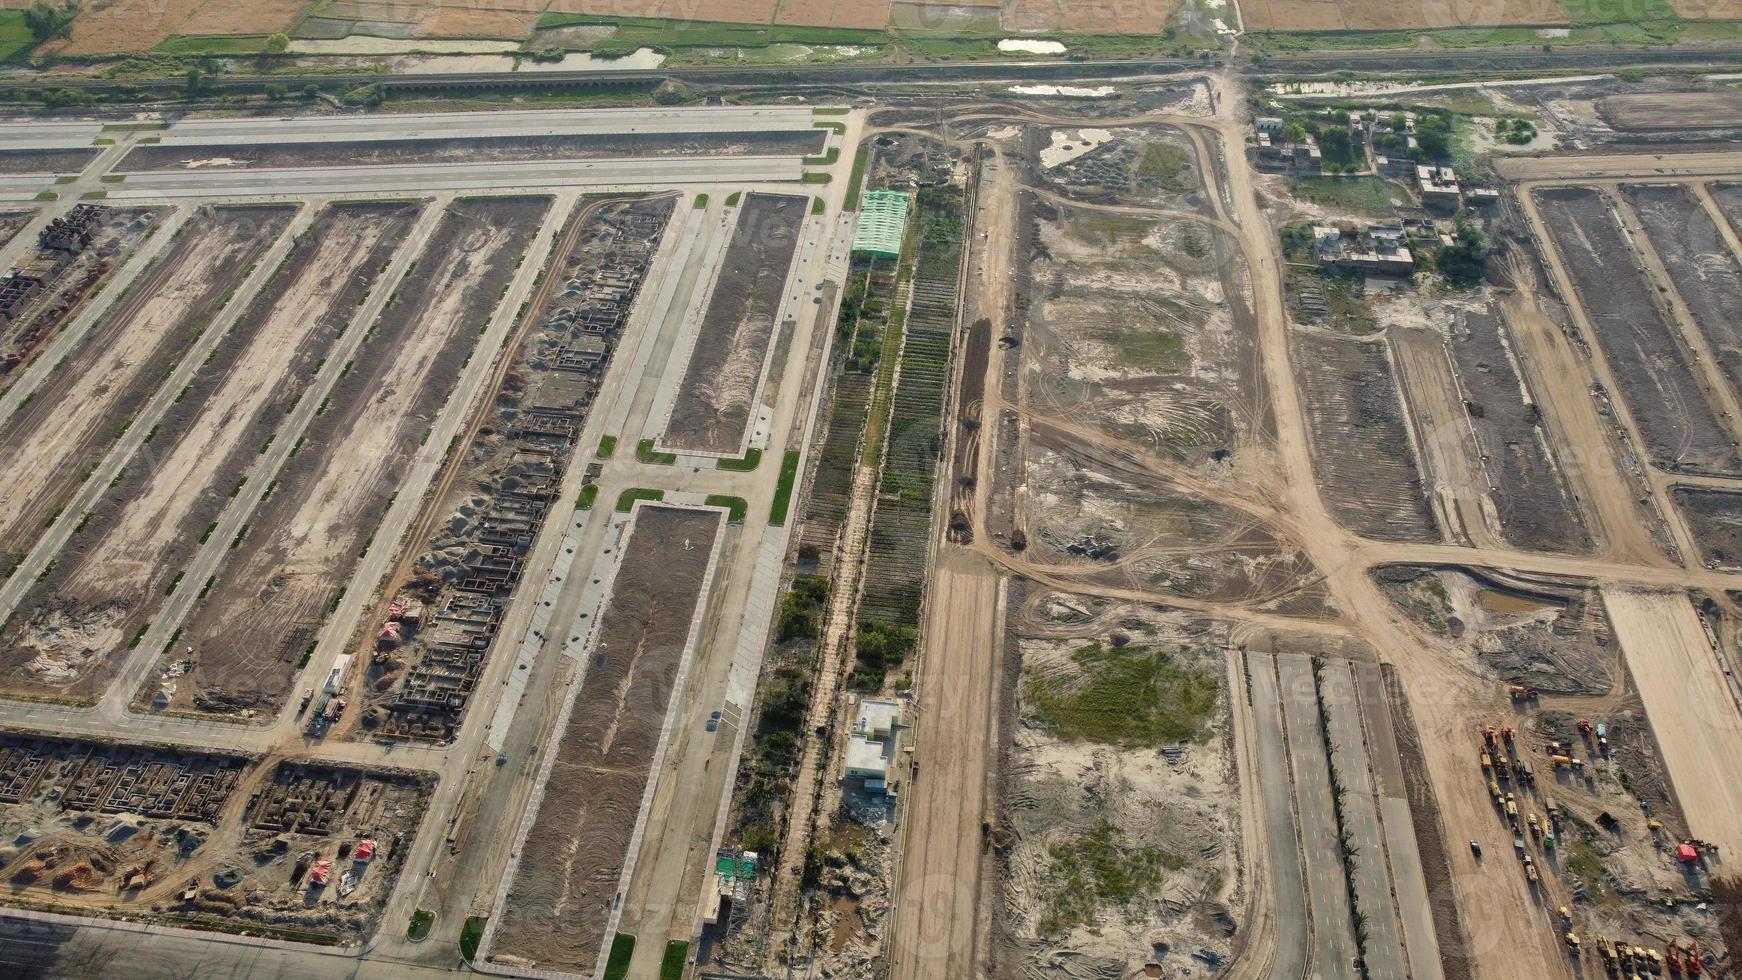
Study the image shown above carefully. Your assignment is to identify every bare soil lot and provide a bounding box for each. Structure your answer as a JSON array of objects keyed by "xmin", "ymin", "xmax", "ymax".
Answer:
[
  {"xmin": 0, "ymin": 203, "xmax": 415, "ymax": 704},
  {"xmin": 0, "ymin": 148, "xmax": 98, "ymax": 176},
  {"xmin": 1032, "ymin": 126, "xmax": 1207, "ymax": 211},
  {"xmin": 662, "ymin": 192, "xmax": 805, "ymax": 455},
  {"xmin": 487, "ymin": 504, "xmax": 722, "ymax": 975},
  {"xmin": 1623, "ymin": 183, "xmax": 1742, "ymax": 409},
  {"xmin": 1448, "ymin": 308, "xmax": 1589, "ymax": 553},
  {"xmin": 1003, "ymin": 0, "xmax": 1176, "ymax": 33},
  {"xmin": 1534, "ymin": 185, "xmax": 1741, "ymax": 476},
  {"xmin": 176, "ymin": 0, "xmax": 314, "ymax": 36},
  {"xmin": 1599, "ymin": 93, "xmax": 1742, "ymax": 132},
  {"xmin": 119, "ymin": 130, "xmax": 825, "ymax": 173},
  {"xmin": 0, "ymin": 206, "xmax": 222, "ymax": 576},
  {"xmin": 1294, "ymin": 331, "xmax": 1438, "ymax": 542},
  {"xmin": 550, "ymin": 0, "xmax": 779, "ymax": 26},
  {"xmin": 1672, "ymin": 486, "xmax": 1742, "ymax": 569},
  {"xmin": 150, "ymin": 197, "xmax": 549, "ymax": 720},
  {"xmin": 774, "ymin": 0, "xmax": 892, "ymax": 28}
]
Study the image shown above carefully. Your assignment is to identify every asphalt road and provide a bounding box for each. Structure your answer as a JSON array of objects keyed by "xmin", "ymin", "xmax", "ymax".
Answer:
[
  {"xmin": 1276, "ymin": 654, "xmax": 1359, "ymax": 980},
  {"xmin": 1246, "ymin": 652, "xmax": 1310, "ymax": 980}
]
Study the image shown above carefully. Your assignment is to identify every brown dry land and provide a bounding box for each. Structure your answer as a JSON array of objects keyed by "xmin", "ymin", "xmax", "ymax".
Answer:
[
  {"xmin": 1664, "ymin": 0, "xmax": 1742, "ymax": 18},
  {"xmin": 1534, "ymin": 185, "xmax": 1742, "ymax": 476},
  {"xmin": 176, "ymin": 0, "xmax": 314, "ymax": 35},
  {"xmin": 0, "ymin": 203, "xmax": 416, "ymax": 704},
  {"xmin": 488, "ymin": 505, "xmax": 722, "ymax": 975},
  {"xmin": 152, "ymin": 196, "xmax": 549, "ymax": 720},
  {"xmin": 419, "ymin": 0, "xmax": 546, "ymax": 36},
  {"xmin": 1600, "ymin": 93, "xmax": 1742, "ymax": 131},
  {"xmin": 1240, "ymin": 0, "xmax": 1565, "ymax": 30},
  {"xmin": 118, "ymin": 130, "xmax": 823, "ymax": 173},
  {"xmin": 774, "ymin": 0, "xmax": 891, "ymax": 28},
  {"xmin": 0, "ymin": 207, "xmax": 211, "ymax": 575},
  {"xmin": 662, "ymin": 192, "xmax": 805, "ymax": 455},
  {"xmin": 53, "ymin": 0, "xmax": 204, "ymax": 55},
  {"xmin": 550, "ymin": 0, "xmax": 777, "ymax": 23},
  {"xmin": 0, "ymin": 148, "xmax": 98, "ymax": 176}
]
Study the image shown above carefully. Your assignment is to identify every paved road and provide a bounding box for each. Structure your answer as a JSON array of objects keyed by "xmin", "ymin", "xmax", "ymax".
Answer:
[
  {"xmin": 1246, "ymin": 652, "xmax": 1310, "ymax": 980},
  {"xmin": 1356, "ymin": 665, "xmax": 1444, "ymax": 980},
  {"xmin": 1276, "ymin": 654, "xmax": 1358, "ymax": 980},
  {"xmin": 142, "ymin": 106, "xmax": 817, "ymax": 146},
  {"xmin": 109, "ymin": 156, "xmax": 806, "ymax": 199},
  {"xmin": 1320, "ymin": 660, "xmax": 1409, "ymax": 980}
]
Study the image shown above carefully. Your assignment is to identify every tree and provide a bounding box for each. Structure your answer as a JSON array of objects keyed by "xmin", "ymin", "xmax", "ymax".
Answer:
[
  {"xmin": 1281, "ymin": 121, "xmax": 1307, "ymax": 143},
  {"xmin": 264, "ymin": 33, "xmax": 290, "ymax": 54},
  {"xmin": 24, "ymin": 0, "xmax": 78, "ymax": 42},
  {"xmin": 1416, "ymin": 113, "xmax": 1452, "ymax": 161},
  {"xmin": 1436, "ymin": 222, "xmax": 1487, "ymax": 288},
  {"xmin": 184, "ymin": 66, "xmax": 206, "ymax": 96},
  {"xmin": 263, "ymin": 82, "xmax": 288, "ymax": 100}
]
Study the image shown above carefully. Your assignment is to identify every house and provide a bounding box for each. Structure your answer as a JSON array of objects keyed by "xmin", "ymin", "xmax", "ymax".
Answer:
[
  {"xmin": 1467, "ymin": 187, "xmax": 1502, "ymax": 210},
  {"xmin": 1313, "ymin": 223, "xmax": 1416, "ymax": 276},
  {"xmin": 1417, "ymin": 164, "xmax": 1462, "ymax": 211},
  {"xmin": 1294, "ymin": 136, "xmax": 1322, "ymax": 174},
  {"xmin": 1255, "ymin": 116, "xmax": 1285, "ymax": 135},
  {"xmin": 844, "ymin": 697, "xmax": 902, "ymax": 790}
]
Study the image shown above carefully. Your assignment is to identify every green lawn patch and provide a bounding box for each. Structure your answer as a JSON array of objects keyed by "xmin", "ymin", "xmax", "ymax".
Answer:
[
  {"xmin": 812, "ymin": 197, "xmax": 825, "ymax": 216},
  {"xmin": 715, "ymin": 447, "xmax": 762, "ymax": 472},
  {"xmin": 458, "ymin": 916, "xmax": 487, "ymax": 962},
  {"xmin": 1026, "ymin": 642, "xmax": 1218, "ymax": 747},
  {"xmin": 1289, "ymin": 175, "xmax": 1406, "ymax": 214},
  {"xmin": 576, "ymin": 483, "xmax": 600, "ymax": 510},
  {"xmin": 1109, "ymin": 327, "xmax": 1186, "ymax": 371},
  {"xmin": 813, "ymin": 106, "xmax": 850, "ymax": 115},
  {"xmin": 804, "ymin": 147, "xmax": 841, "ymax": 167},
  {"xmin": 661, "ymin": 940, "xmax": 691, "ymax": 980},
  {"xmin": 844, "ymin": 146, "xmax": 869, "ymax": 210},
  {"xmin": 34, "ymin": 191, "xmax": 58, "ymax": 202},
  {"xmin": 407, "ymin": 909, "xmax": 435, "ymax": 942},
  {"xmin": 725, "ymin": 191, "xmax": 743, "ymax": 207},
  {"xmin": 0, "ymin": 13, "xmax": 34, "ymax": 63},
  {"xmin": 636, "ymin": 438, "xmax": 677, "ymax": 465},
  {"xmin": 79, "ymin": 191, "xmax": 106, "ymax": 201},
  {"xmin": 154, "ymin": 34, "xmax": 271, "ymax": 56},
  {"xmin": 693, "ymin": 192, "xmax": 709, "ymax": 209},
  {"xmin": 53, "ymin": 175, "xmax": 75, "ymax": 185},
  {"xmin": 813, "ymin": 120, "xmax": 847, "ymax": 135},
  {"xmin": 99, "ymin": 174, "xmax": 125, "ymax": 184},
  {"xmin": 602, "ymin": 933, "xmax": 637, "ymax": 980},
  {"xmin": 706, "ymin": 494, "xmax": 748, "ymax": 524},
  {"xmin": 768, "ymin": 450, "xmax": 800, "ymax": 526},
  {"xmin": 101, "ymin": 122, "xmax": 170, "ymax": 132},
  {"xmin": 616, "ymin": 488, "xmax": 665, "ymax": 512},
  {"xmin": 1137, "ymin": 142, "xmax": 1192, "ymax": 192},
  {"xmin": 802, "ymin": 172, "xmax": 831, "ymax": 184},
  {"xmin": 597, "ymin": 434, "xmax": 618, "ymax": 459}
]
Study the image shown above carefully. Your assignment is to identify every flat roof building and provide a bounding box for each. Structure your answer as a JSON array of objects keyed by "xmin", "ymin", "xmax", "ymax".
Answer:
[
  {"xmin": 851, "ymin": 190, "xmax": 911, "ymax": 260},
  {"xmin": 844, "ymin": 697, "xmax": 903, "ymax": 786}
]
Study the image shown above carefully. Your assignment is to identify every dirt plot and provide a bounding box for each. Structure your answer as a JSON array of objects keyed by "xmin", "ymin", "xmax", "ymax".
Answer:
[
  {"xmin": 1536, "ymin": 186, "xmax": 1741, "ymax": 476},
  {"xmin": 1623, "ymin": 183, "xmax": 1742, "ymax": 408},
  {"xmin": 51, "ymin": 0, "xmax": 203, "ymax": 55},
  {"xmin": 662, "ymin": 192, "xmax": 805, "ymax": 455},
  {"xmin": 151, "ymin": 197, "xmax": 549, "ymax": 721},
  {"xmin": 0, "ymin": 203, "xmax": 416, "ymax": 704},
  {"xmin": 1448, "ymin": 308, "xmax": 1589, "ymax": 553},
  {"xmin": 0, "ymin": 148, "xmax": 98, "ymax": 176},
  {"xmin": 992, "ymin": 598, "xmax": 1241, "ymax": 976},
  {"xmin": 1003, "ymin": 0, "xmax": 1176, "ymax": 32},
  {"xmin": 1294, "ymin": 331, "xmax": 1438, "ymax": 542},
  {"xmin": 1024, "ymin": 432, "xmax": 1333, "ymax": 615},
  {"xmin": 1715, "ymin": 183, "xmax": 1742, "ymax": 234},
  {"xmin": 488, "ymin": 505, "xmax": 722, "ymax": 975},
  {"xmin": 0, "ymin": 206, "xmax": 218, "ymax": 575},
  {"xmin": 1672, "ymin": 487, "xmax": 1742, "ymax": 569},
  {"xmin": 0, "ymin": 210, "xmax": 30, "ymax": 249},
  {"xmin": 1599, "ymin": 93, "xmax": 1742, "ymax": 132},
  {"xmin": 1020, "ymin": 198, "xmax": 1262, "ymax": 467},
  {"xmin": 1239, "ymin": 0, "xmax": 1565, "ymax": 30},
  {"xmin": 1032, "ymin": 125, "xmax": 1207, "ymax": 211},
  {"xmin": 121, "ymin": 130, "xmax": 823, "ymax": 173}
]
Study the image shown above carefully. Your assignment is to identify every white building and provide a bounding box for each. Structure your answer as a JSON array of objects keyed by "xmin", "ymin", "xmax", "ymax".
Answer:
[{"xmin": 844, "ymin": 697, "xmax": 903, "ymax": 790}]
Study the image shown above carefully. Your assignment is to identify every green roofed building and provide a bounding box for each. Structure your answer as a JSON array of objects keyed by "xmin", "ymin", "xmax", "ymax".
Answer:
[{"xmin": 851, "ymin": 190, "xmax": 911, "ymax": 260}]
